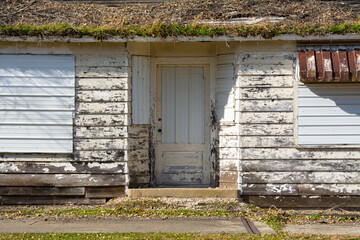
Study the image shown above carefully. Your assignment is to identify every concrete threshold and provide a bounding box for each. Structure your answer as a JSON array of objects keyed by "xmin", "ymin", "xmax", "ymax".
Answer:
[
  {"xmin": 128, "ymin": 188, "xmax": 239, "ymax": 198},
  {"xmin": 284, "ymin": 224, "xmax": 360, "ymax": 235}
]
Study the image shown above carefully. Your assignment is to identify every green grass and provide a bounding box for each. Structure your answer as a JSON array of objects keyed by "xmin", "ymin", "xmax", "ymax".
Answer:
[
  {"xmin": 1, "ymin": 22, "xmax": 360, "ymax": 39},
  {"xmin": 0, "ymin": 233, "xmax": 359, "ymax": 240}
]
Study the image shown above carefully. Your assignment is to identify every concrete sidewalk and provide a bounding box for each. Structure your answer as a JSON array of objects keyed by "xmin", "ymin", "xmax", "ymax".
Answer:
[
  {"xmin": 284, "ymin": 224, "xmax": 360, "ymax": 235},
  {"xmin": 0, "ymin": 218, "xmax": 275, "ymax": 234}
]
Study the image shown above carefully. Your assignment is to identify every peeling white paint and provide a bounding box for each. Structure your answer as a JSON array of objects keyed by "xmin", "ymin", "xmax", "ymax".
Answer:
[
  {"xmin": 42, "ymin": 168, "xmax": 49, "ymax": 173},
  {"xmin": 49, "ymin": 163, "xmax": 76, "ymax": 172},
  {"xmin": 88, "ymin": 162, "xmax": 118, "ymax": 169},
  {"xmin": 0, "ymin": 163, "xmax": 21, "ymax": 172}
]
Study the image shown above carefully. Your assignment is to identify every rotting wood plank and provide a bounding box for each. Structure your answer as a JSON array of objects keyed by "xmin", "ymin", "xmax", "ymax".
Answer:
[
  {"xmin": 0, "ymin": 187, "xmax": 85, "ymax": 196},
  {"xmin": 76, "ymin": 67, "xmax": 128, "ymax": 78},
  {"xmin": 0, "ymin": 174, "xmax": 126, "ymax": 187},
  {"xmin": 128, "ymin": 138, "xmax": 149, "ymax": 150},
  {"xmin": 246, "ymin": 196, "xmax": 360, "ymax": 208},
  {"xmin": 243, "ymin": 172, "xmax": 360, "ymax": 184},
  {"xmin": 238, "ymin": 76, "xmax": 293, "ymax": 88},
  {"xmin": 128, "ymin": 125, "xmax": 150, "ymax": 138},
  {"xmin": 77, "ymin": 90, "xmax": 128, "ymax": 102},
  {"xmin": 0, "ymin": 196, "xmax": 105, "ymax": 205},
  {"xmin": 241, "ymin": 148, "xmax": 360, "ymax": 160},
  {"xmin": 239, "ymin": 124, "xmax": 293, "ymax": 136},
  {"xmin": 129, "ymin": 175, "xmax": 150, "ymax": 186},
  {"xmin": 0, "ymin": 162, "xmax": 126, "ymax": 174},
  {"xmin": 76, "ymin": 78, "xmax": 128, "ymax": 90},
  {"xmin": 242, "ymin": 160, "xmax": 360, "ymax": 172},
  {"xmin": 85, "ymin": 186, "xmax": 125, "ymax": 198},
  {"xmin": 242, "ymin": 184, "xmax": 298, "ymax": 195},
  {"xmin": 238, "ymin": 87, "xmax": 293, "ymax": 100},
  {"xmin": 75, "ymin": 126, "xmax": 128, "ymax": 139},
  {"xmin": 76, "ymin": 102, "xmax": 129, "ymax": 114},
  {"xmin": 75, "ymin": 114, "xmax": 128, "ymax": 127}
]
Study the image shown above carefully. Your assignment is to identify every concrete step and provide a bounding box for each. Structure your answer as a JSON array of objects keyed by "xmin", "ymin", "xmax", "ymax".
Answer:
[{"xmin": 128, "ymin": 188, "xmax": 239, "ymax": 198}]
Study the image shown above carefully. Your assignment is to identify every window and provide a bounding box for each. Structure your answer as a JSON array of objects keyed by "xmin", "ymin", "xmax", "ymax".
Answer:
[
  {"xmin": 297, "ymin": 48, "xmax": 360, "ymax": 145},
  {"xmin": 0, "ymin": 55, "xmax": 75, "ymax": 153}
]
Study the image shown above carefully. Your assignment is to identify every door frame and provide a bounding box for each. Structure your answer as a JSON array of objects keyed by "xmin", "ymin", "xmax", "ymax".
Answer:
[{"xmin": 149, "ymin": 57, "xmax": 217, "ymax": 188}]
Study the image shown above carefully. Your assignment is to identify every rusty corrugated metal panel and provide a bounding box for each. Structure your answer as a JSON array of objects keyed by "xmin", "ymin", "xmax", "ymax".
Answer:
[{"xmin": 298, "ymin": 49, "xmax": 360, "ymax": 83}]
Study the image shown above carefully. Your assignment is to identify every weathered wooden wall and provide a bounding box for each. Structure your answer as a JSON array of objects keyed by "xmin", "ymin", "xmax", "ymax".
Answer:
[
  {"xmin": 0, "ymin": 42, "xmax": 129, "ymax": 204},
  {"xmin": 236, "ymin": 41, "xmax": 360, "ymax": 208}
]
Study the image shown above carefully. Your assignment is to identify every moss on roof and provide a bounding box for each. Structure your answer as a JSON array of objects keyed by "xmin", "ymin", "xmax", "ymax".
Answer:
[{"xmin": 0, "ymin": 0, "xmax": 359, "ymax": 39}]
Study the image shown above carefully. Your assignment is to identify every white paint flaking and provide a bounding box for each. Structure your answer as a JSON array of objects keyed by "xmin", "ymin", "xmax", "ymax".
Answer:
[
  {"xmin": 88, "ymin": 162, "xmax": 118, "ymax": 169},
  {"xmin": 0, "ymin": 163, "xmax": 21, "ymax": 172},
  {"xmin": 42, "ymin": 168, "xmax": 49, "ymax": 173}
]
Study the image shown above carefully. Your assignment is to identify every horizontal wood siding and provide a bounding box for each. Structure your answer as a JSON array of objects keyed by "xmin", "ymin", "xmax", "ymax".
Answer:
[
  {"xmin": 0, "ymin": 42, "xmax": 129, "ymax": 204},
  {"xmin": 239, "ymin": 42, "xmax": 360, "ymax": 207}
]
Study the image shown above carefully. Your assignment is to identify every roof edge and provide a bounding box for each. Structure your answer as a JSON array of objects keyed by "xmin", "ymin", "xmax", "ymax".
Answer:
[{"xmin": 1, "ymin": 34, "xmax": 360, "ymax": 43}]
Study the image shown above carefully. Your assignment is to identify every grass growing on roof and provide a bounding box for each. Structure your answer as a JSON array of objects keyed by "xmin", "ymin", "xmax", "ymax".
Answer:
[{"xmin": 1, "ymin": 22, "xmax": 360, "ymax": 39}]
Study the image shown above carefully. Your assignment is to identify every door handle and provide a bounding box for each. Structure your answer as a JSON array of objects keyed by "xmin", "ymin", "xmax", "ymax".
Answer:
[{"xmin": 157, "ymin": 129, "xmax": 162, "ymax": 132}]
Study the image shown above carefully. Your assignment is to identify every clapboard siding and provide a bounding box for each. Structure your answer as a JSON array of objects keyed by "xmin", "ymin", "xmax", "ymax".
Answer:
[
  {"xmin": 238, "ymin": 42, "xmax": 360, "ymax": 207},
  {"xmin": 0, "ymin": 42, "xmax": 129, "ymax": 204}
]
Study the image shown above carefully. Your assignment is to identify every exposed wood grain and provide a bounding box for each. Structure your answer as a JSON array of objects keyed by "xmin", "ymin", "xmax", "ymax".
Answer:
[
  {"xmin": 128, "ymin": 126, "xmax": 150, "ymax": 138},
  {"xmin": 299, "ymin": 184, "xmax": 360, "ymax": 195},
  {"xmin": 0, "ymin": 187, "xmax": 85, "ymax": 196},
  {"xmin": 240, "ymin": 100, "xmax": 293, "ymax": 111},
  {"xmin": 238, "ymin": 64, "xmax": 293, "ymax": 76},
  {"xmin": 129, "ymin": 149, "xmax": 149, "ymax": 161},
  {"xmin": 238, "ymin": 76, "xmax": 293, "ymax": 87},
  {"xmin": 238, "ymin": 87, "xmax": 293, "ymax": 100},
  {"xmin": 128, "ymin": 159, "xmax": 150, "ymax": 173},
  {"xmin": 75, "ymin": 114, "xmax": 128, "ymax": 127},
  {"xmin": 128, "ymin": 138, "xmax": 149, "ymax": 150},
  {"xmin": 129, "ymin": 175, "xmax": 150, "ymax": 186},
  {"xmin": 0, "ymin": 162, "xmax": 125, "ymax": 174},
  {"xmin": 76, "ymin": 102, "xmax": 128, "ymax": 114},
  {"xmin": 0, "ymin": 174, "xmax": 126, "ymax": 186},
  {"xmin": 76, "ymin": 54, "xmax": 128, "ymax": 67},
  {"xmin": 75, "ymin": 126, "xmax": 127, "ymax": 139},
  {"xmin": 239, "ymin": 124, "xmax": 293, "ymax": 136},
  {"xmin": 243, "ymin": 172, "xmax": 360, "ymax": 184},
  {"xmin": 239, "ymin": 112, "xmax": 293, "ymax": 124},
  {"xmin": 74, "ymin": 139, "xmax": 127, "ymax": 151},
  {"xmin": 76, "ymin": 67, "xmax": 128, "ymax": 78},
  {"xmin": 240, "ymin": 53, "xmax": 294, "ymax": 65},
  {"xmin": 242, "ymin": 184, "xmax": 298, "ymax": 195},
  {"xmin": 76, "ymin": 150, "xmax": 126, "ymax": 162},
  {"xmin": 77, "ymin": 90, "xmax": 128, "ymax": 102},
  {"xmin": 242, "ymin": 160, "xmax": 360, "ymax": 172},
  {"xmin": 219, "ymin": 160, "xmax": 239, "ymax": 171},
  {"xmin": 218, "ymin": 147, "xmax": 238, "ymax": 160},
  {"xmin": 241, "ymin": 148, "xmax": 360, "ymax": 160},
  {"xmin": 219, "ymin": 136, "xmax": 239, "ymax": 148},
  {"xmin": 0, "ymin": 196, "xmax": 105, "ymax": 205},
  {"xmin": 219, "ymin": 182, "xmax": 238, "ymax": 189},
  {"xmin": 76, "ymin": 78, "xmax": 128, "ymax": 90},
  {"xmin": 239, "ymin": 136, "xmax": 294, "ymax": 147},
  {"xmin": 85, "ymin": 186, "xmax": 125, "ymax": 198}
]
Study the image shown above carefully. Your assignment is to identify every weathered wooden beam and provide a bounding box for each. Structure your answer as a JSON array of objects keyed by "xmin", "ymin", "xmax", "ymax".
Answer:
[
  {"xmin": 0, "ymin": 196, "xmax": 105, "ymax": 205},
  {"xmin": 0, "ymin": 187, "xmax": 85, "ymax": 196},
  {"xmin": 85, "ymin": 186, "xmax": 125, "ymax": 198},
  {"xmin": 242, "ymin": 160, "xmax": 360, "ymax": 172},
  {"xmin": 242, "ymin": 184, "xmax": 298, "ymax": 195},
  {"xmin": 0, "ymin": 162, "xmax": 125, "ymax": 174}
]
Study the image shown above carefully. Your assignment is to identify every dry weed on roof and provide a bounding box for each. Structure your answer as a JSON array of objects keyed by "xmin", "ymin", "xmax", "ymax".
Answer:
[{"xmin": 0, "ymin": 0, "xmax": 358, "ymax": 28}]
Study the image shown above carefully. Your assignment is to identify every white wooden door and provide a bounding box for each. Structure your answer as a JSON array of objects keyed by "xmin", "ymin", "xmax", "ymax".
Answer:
[{"xmin": 155, "ymin": 65, "xmax": 210, "ymax": 186}]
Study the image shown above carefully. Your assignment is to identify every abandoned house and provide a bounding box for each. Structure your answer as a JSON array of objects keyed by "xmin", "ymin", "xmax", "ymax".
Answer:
[{"xmin": 0, "ymin": 0, "xmax": 360, "ymax": 207}]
